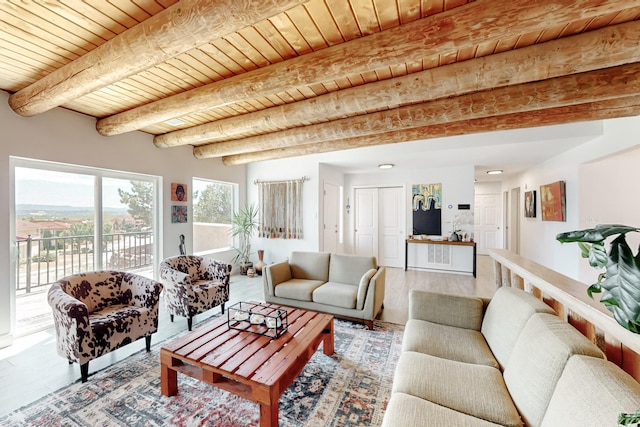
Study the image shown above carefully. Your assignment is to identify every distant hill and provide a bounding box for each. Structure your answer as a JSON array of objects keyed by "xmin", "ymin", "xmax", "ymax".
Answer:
[{"xmin": 16, "ymin": 204, "xmax": 129, "ymax": 218}]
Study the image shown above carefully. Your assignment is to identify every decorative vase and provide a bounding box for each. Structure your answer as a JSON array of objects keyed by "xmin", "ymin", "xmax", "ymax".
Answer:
[
  {"xmin": 255, "ymin": 250, "xmax": 266, "ymax": 276},
  {"xmin": 240, "ymin": 261, "xmax": 253, "ymax": 275}
]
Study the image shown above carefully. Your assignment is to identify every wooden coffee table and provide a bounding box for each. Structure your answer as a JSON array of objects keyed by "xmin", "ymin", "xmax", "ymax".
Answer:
[{"xmin": 160, "ymin": 303, "xmax": 334, "ymax": 427}]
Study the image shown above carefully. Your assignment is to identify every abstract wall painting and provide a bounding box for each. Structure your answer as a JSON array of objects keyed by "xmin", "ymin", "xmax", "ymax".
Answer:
[
  {"xmin": 171, "ymin": 205, "xmax": 188, "ymax": 223},
  {"xmin": 540, "ymin": 181, "xmax": 566, "ymax": 221},
  {"xmin": 412, "ymin": 183, "xmax": 442, "ymax": 235},
  {"xmin": 171, "ymin": 183, "xmax": 187, "ymax": 202}
]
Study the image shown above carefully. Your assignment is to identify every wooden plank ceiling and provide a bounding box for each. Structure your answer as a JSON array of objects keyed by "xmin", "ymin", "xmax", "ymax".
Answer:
[{"xmin": 2, "ymin": 0, "xmax": 640, "ymax": 165}]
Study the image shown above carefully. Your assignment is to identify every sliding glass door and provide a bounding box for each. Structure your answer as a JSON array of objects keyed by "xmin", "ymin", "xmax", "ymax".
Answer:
[{"xmin": 12, "ymin": 157, "xmax": 160, "ymax": 336}]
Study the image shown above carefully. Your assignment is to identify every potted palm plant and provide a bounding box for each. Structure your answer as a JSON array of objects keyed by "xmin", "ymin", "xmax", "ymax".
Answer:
[
  {"xmin": 230, "ymin": 203, "xmax": 259, "ymax": 275},
  {"xmin": 556, "ymin": 224, "xmax": 640, "ymax": 334}
]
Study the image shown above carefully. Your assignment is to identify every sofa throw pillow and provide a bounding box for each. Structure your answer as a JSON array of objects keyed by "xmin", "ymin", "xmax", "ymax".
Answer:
[{"xmin": 357, "ymin": 268, "xmax": 377, "ymax": 310}]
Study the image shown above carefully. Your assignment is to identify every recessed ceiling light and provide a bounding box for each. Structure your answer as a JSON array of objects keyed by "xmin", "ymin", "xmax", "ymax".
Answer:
[
  {"xmin": 164, "ymin": 118, "xmax": 186, "ymax": 126},
  {"xmin": 378, "ymin": 163, "xmax": 394, "ymax": 169},
  {"xmin": 486, "ymin": 170, "xmax": 503, "ymax": 175}
]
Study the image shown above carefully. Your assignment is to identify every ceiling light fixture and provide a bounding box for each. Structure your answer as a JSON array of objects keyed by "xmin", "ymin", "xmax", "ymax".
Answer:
[
  {"xmin": 486, "ymin": 169, "xmax": 503, "ymax": 175},
  {"xmin": 378, "ymin": 163, "xmax": 394, "ymax": 169}
]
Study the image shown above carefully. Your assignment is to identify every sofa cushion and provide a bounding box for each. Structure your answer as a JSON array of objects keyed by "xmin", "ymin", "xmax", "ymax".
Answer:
[
  {"xmin": 312, "ymin": 282, "xmax": 357, "ymax": 309},
  {"xmin": 328, "ymin": 253, "xmax": 377, "ymax": 286},
  {"xmin": 481, "ymin": 287, "xmax": 556, "ymax": 368},
  {"xmin": 89, "ymin": 304, "xmax": 153, "ymax": 358},
  {"xmin": 540, "ymin": 355, "xmax": 640, "ymax": 427},
  {"xmin": 402, "ymin": 319, "xmax": 499, "ymax": 368},
  {"xmin": 289, "ymin": 251, "xmax": 330, "ymax": 281},
  {"xmin": 356, "ymin": 268, "xmax": 377, "ymax": 310},
  {"xmin": 409, "ymin": 290, "xmax": 484, "ymax": 330},
  {"xmin": 393, "ymin": 351, "xmax": 522, "ymax": 427},
  {"xmin": 382, "ymin": 393, "xmax": 507, "ymax": 427},
  {"xmin": 274, "ymin": 278, "xmax": 326, "ymax": 301},
  {"xmin": 504, "ymin": 313, "xmax": 605, "ymax": 427}
]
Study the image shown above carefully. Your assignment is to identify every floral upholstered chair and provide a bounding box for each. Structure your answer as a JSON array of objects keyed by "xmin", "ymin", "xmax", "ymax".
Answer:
[
  {"xmin": 47, "ymin": 271, "xmax": 163, "ymax": 382},
  {"xmin": 159, "ymin": 255, "xmax": 232, "ymax": 331}
]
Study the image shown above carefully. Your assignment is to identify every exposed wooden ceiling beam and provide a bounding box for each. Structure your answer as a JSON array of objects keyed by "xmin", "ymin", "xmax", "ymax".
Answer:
[
  {"xmin": 220, "ymin": 96, "xmax": 640, "ymax": 165},
  {"xmin": 8, "ymin": 0, "xmax": 309, "ymax": 117},
  {"xmin": 156, "ymin": 20, "xmax": 640, "ymax": 149},
  {"xmin": 96, "ymin": 0, "xmax": 639, "ymax": 136},
  {"xmin": 194, "ymin": 62, "xmax": 640, "ymax": 160}
]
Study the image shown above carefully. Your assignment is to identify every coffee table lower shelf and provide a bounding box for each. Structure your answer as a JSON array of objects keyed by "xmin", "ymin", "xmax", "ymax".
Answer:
[{"xmin": 160, "ymin": 303, "xmax": 335, "ymax": 427}]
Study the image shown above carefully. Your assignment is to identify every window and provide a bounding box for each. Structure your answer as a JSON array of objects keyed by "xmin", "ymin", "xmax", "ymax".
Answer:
[
  {"xmin": 12, "ymin": 157, "xmax": 160, "ymax": 335},
  {"xmin": 192, "ymin": 178, "xmax": 236, "ymax": 253}
]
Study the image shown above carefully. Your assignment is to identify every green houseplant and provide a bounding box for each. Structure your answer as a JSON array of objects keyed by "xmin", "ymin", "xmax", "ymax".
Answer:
[
  {"xmin": 557, "ymin": 224, "xmax": 640, "ymax": 427},
  {"xmin": 230, "ymin": 203, "xmax": 259, "ymax": 275},
  {"xmin": 556, "ymin": 224, "xmax": 640, "ymax": 334}
]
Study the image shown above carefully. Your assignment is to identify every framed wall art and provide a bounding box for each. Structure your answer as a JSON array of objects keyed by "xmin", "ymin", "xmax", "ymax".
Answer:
[
  {"xmin": 171, "ymin": 205, "xmax": 188, "ymax": 223},
  {"xmin": 411, "ymin": 183, "xmax": 442, "ymax": 235},
  {"xmin": 524, "ymin": 190, "xmax": 536, "ymax": 218},
  {"xmin": 540, "ymin": 181, "xmax": 566, "ymax": 221},
  {"xmin": 171, "ymin": 183, "xmax": 187, "ymax": 202}
]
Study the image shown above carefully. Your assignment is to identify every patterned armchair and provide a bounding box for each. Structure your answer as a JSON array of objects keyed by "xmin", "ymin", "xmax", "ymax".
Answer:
[
  {"xmin": 159, "ymin": 255, "xmax": 232, "ymax": 331},
  {"xmin": 47, "ymin": 271, "xmax": 163, "ymax": 382}
]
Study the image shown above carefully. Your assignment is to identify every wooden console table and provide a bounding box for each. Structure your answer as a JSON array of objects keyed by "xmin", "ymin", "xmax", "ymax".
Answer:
[{"xmin": 405, "ymin": 239, "xmax": 477, "ymax": 277}]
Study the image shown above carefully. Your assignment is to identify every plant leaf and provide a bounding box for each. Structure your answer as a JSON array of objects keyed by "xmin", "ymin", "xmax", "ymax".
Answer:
[
  {"xmin": 556, "ymin": 224, "xmax": 639, "ymax": 243},
  {"xmin": 587, "ymin": 241, "xmax": 608, "ymax": 269},
  {"xmin": 587, "ymin": 283, "xmax": 602, "ymax": 299},
  {"xmin": 598, "ymin": 235, "xmax": 640, "ymax": 334},
  {"xmin": 618, "ymin": 409, "xmax": 640, "ymax": 425}
]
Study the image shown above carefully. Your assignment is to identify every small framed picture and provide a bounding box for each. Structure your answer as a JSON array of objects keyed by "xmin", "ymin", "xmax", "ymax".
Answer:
[
  {"xmin": 524, "ymin": 190, "xmax": 536, "ymax": 218},
  {"xmin": 171, "ymin": 183, "xmax": 187, "ymax": 202},
  {"xmin": 171, "ymin": 205, "xmax": 188, "ymax": 223}
]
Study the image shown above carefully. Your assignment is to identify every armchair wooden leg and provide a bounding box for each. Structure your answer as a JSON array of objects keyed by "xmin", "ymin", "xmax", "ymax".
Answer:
[
  {"xmin": 220, "ymin": 303, "xmax": 225, "ymax": 314},
  {"xmin": 170, "ymin": 314, "xmax": 174, "ymax": 322},
  {"xmin": 80, "ymin": 362, "xmax": 89, "ymax": 383},
  {"xmin": 145, "ymin": 335, "xmax": 151, "ymax": 352},
  {"xmin": 188, "ymin": 317, "xmax": 193, "ymax": 331}
]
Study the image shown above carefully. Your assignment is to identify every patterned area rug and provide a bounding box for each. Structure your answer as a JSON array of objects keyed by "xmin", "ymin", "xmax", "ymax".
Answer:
[{"xmin": 0, "ymin": 319, "xmax": 403, "ymax": 426}]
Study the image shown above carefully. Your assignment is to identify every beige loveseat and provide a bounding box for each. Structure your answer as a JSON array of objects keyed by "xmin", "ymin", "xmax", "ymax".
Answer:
[
  {"xmin": 263, "ymin": 251, "xmax": 385, "ymax": 329},
  {"xmin": 382, "ymin": 287, "xmax": 640, "ymax": 427}
]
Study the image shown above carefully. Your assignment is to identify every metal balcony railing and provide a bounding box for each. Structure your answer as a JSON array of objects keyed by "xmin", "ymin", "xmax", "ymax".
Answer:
[{"xmin": 15, "ymin": 232, "xmax": 153, "ymax": 295}]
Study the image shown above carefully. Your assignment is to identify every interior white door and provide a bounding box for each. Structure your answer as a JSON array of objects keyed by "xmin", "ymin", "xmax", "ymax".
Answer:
[
  {"xmin": 379, "ymin": 187, "xmax": 404, "ymax": 268},
  {"xmin": 354, "ymin": 188, "xmax": 378, "ymax": 257},
  {"xmin": 323, "ymin": 182, "xmax": 339, "ymax": 253},
  {"xmin": 474, "ymin": 193, "xmax": 501, "ymax": 255},
  {"xmin": 509, "ymin": 187, "xmax": 521, "ymax": 254}
]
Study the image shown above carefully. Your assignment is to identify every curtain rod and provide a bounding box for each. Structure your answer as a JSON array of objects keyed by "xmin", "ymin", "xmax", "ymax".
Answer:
[{"xmin": 254, "ymin": 176, "xmax": 308, "ymax": 185}]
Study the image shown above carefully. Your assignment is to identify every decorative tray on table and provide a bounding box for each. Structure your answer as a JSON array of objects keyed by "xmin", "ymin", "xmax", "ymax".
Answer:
[{"xmin": 227, "ymin": 302, "xmax": 288, "ymax": 338}]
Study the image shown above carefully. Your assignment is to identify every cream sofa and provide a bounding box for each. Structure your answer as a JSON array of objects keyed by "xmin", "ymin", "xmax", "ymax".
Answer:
[
  {"xmin": 263, "ymin": 251, "xmax": 385, "ymax": 329},
  {"xmin": 381, "ymin": 287, "xmax": 640, "ymax": 427}
]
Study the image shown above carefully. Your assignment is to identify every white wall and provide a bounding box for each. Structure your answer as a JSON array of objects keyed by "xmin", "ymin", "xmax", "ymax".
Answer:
[
  {"xmin": 344, "ymin": 165, "xmax": 475, "ymax": 253},
  {"xmin": 507, "ymin": 116, "xmax": 640, "ymax": 280},
  {"xmin": 1, "ymin": 90, "xmax": 246, "ymax": 346},
  {"xmin": 578, "ymin": 142, "xmax": 640, "ymax": 284}
]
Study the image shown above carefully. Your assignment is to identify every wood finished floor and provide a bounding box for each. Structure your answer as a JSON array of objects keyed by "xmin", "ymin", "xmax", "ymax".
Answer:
[{"xmin": 0, "ymin": 255, "xmax": 495, "ymax": 417}]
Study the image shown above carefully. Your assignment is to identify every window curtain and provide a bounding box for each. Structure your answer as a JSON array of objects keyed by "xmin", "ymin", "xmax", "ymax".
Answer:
[{"xmin": 257, "ymin": 179, "xmax": 304, "ymax": 239}]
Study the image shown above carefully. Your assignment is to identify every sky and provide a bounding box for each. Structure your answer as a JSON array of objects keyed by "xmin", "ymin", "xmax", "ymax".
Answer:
[{"xmin": 15, "ymin": 167, "xmax": 133, "ymax": 209}]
